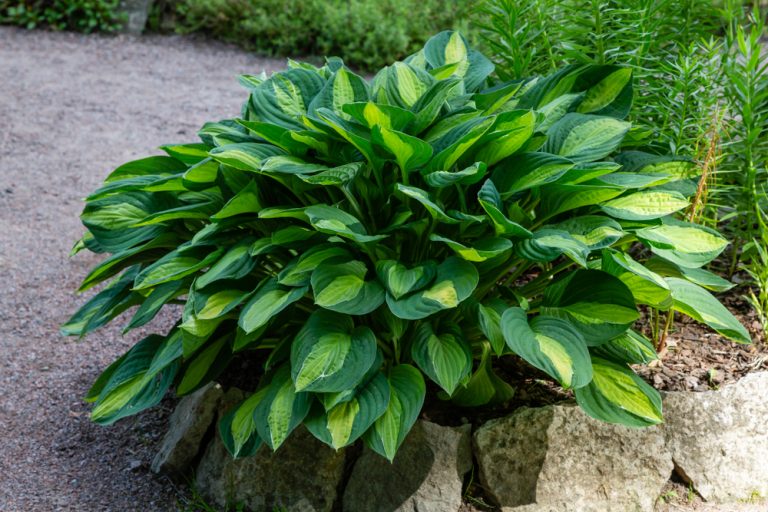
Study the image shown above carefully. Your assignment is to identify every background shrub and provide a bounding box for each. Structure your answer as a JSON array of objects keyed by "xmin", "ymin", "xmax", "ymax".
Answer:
[
  {"xmin": 173, "ymin": 0, "xmax": 472, "ymax": 70},
  {"xmin": 0, "ymin": 0, "xmax": 121, "ymax": 32}
]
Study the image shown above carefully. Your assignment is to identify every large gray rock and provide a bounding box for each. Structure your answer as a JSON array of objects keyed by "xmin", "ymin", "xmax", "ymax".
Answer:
[
  {"xmin": 342, "ymin": 420, "xmax": 472, "ymax": 512},
  {"xmin": 474, "ymin": 404, "xmax": 672, "ymax": 512},
  {"xmin": 151, "ymin": 382, "xmax": 223, "ymax": 478},
  {"xmin": 195, "ymin": 388, "xmax": 347, "ymax": 512},
  {"xmin": 663, "ymin": 371, "xmax": 768, "ymax": 502}
]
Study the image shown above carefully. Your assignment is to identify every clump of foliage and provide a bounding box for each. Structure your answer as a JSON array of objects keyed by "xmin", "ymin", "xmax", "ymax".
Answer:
[
  {"xmin": 172, "ymin": 0, "xmax": 470, "ymax": 71},
  {"xmin": 65, "ymin": 32, "xmax": 748, "ymax": 461},
  {"xmin": 0, "ymin": 0, "xmax": 121, "ymax": 32}
]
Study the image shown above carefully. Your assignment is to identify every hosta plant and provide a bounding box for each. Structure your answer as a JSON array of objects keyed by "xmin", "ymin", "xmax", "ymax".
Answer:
[{"xmin": 65, "ymin": 31, "xmax": 749, "ymax": 461}]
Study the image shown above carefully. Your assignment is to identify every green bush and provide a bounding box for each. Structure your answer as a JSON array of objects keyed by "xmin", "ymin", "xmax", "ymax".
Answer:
[
  {"xmin": 65, "ymin": 32, "xmax": 748, "ymax": 461},
  {"xmin": 174, "ymin": 0, "xmax": 470, "ymax": 70},
  {"xmin": 0, "ymin": 0, "xmax": 121, "ymax": 32}
]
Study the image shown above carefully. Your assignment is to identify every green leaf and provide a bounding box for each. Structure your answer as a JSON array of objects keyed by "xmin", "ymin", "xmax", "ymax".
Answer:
[
  {"xmin": 411, "ymin": 323, "xmax": 472, "ymax": 395},
  {"xmin": 105, "ymin": 155, "xmax": 186, "ymax": 183},
  {"xmin": 666, "ymin": 278, "xmax": 750, "ymax": 344},
  {"xmin": 477, "ymin": 299, "xmax": 507, "ymax": 356},
  {"xmin": 364, "ymin": 364, "xmax": 425, "ymax": 461},
  {"xmin": 645, "ymin": 258, "xmax": 735, "ymax": 292},
  {"xmin": 474, "ymin": 110, "xmax": 536, "ymax": 166},
  {"xmin": 491, "ymin": 152, "xmax": 574, "ymax": 197},
  {"xmin": 311, "ymin": 260, "xmax": 385, "ymax": 315},
  {"xmin": 636, "ymin": 223, "xmax": 728, "ymax": 268},
  {"xmin": 395, "ymin": 184, "xmax": 458, "ymax": 224},
  {"xmin": 306, "ymin": 372, "xmax": 389, "ymax": 449},
  {"xmin": 501, "ymin": 308, "xmax": 592, "ymax": 389},
  {"xmin": 133, "ymin": 246, "xmax": 225, "ymax": 290},
  {"xmin": 426, "ymin": 116, "xmax": 494, "ymax": 173},
  {"xmin": 309, "ymin": 67, "xmax": 369, "ymax": 116},
  {"xmin": 542, "ymin": 270, "xmax": 639, "ymax": 345},
  {"xmin": 305, "ymin": 204, "xmax": 387, "ymax": 243},
  {"xmin": 386, "ymin": 257, "xmax": 479, "ymax": 320},
  {"xmin": 208, "ymin": 143, "xmax": 285, "ymax": 171},
  {"xmin": 430, "ymin": 235, "xmax": 512, "ymax": 262},
  {"xmin": 575, "ymin": 357, "xmax": 663, "ymax": 427},
  {"xmin": 222, "ymin": 388, "xmax": 268, "ymax": 458},
  {"xmin": 342, "ymin": 101, "xmax": 415, "ymax": 132},
  {"xmin": 515, "ymin": 229, "xmax": 590, "ymax": 266},
  {"xmin": 543, "ymin": 113, "xmax": 630, "ymax": 163},
  {"xmin": 601, "ymin": 191, "xmax": 689, "ymax": 221},
  {"xmin": 177, "ymin": 334, "xmax": 231, "ymax": 395},
  {"xmin": 372, "ymin": 126, "xmax": 432, "ymax": 172},
  {"xmin": 238, "ymin": 278, "xmax": 308, "ymax": 335},
  {"xmin": 576, "ymin": 67, "xmax": 633, "ymax": 115},
  {"xmin": 555, "ymin": 215, "xmax": 623, "ymax": 250},
  {"xmin": 254, "ymin": 366, "xmax": 312, "ymax": 450},
  {"xmin": 450, "ymin": 342, "xmax": 514, "ymax": 406},
  {"xmin": 592, "ymin": 330, "xmax": 658, "ymax": 365},
  {"xmin": 601, "ymin": 250, "xmax": 672, "ymax": 309},
  {"xmin": 375, "ymin": 260, "xmax": 437, "ymax": 300},
  {"xmin": 278, "ymin": 244, "xmax": 351, "ymax": 287},
  {"xmin": 424, "ymin": 161, "xmax": 487, "ymax": 188},
  {"xmin": 291, "ymin": 310, "xmax": 378, "ymax": 392},
  {"xmin": 477, "ymin": 180, "xmax": 533, "ymax": 238}
]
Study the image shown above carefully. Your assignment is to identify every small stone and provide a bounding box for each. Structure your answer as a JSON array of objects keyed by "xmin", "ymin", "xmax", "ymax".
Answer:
[
  {"xmin": 151, "ymin": 382, "xmax": 224, "ymax": 479},
  {"xmin": 342, "ymin": 420, "xmax": 472, "ymax": 512},
  {"xmin": 663, "ymin": 371, "xmax": 768, "ymax": 503},
  {"xmin": 128, "ymin": 460, "xmax": 142, "ymax": 472},
  {"xmin": 474, "ymin": 404, "xmax": 672, "ymax": 512}
]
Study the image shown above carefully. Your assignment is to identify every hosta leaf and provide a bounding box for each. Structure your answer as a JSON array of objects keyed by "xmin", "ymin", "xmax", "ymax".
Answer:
[
  {"xmin": 195, "ymin": 240, "xmax": 256, "ymax": 288},
  {"xmin": 291, "ymin": 310, "xmax": 378, "ymax": 392},
  {"xmin": 614, "ymin": 151, "xmax": 696, "ymax": 177},
  {"xmin": 500, "ymin": 308, "xmax": 592, "ymax": 389},
  {"xmin": 386, "ymin": 257, "xmax": 479, "ymax": 320},
  {"xmin": 260, "ymin": 155, "xmax": 328, "ymax": 175},
  {"xmin": 575, "ymin": 357, "xmax": 662, "ymax": 427},
  {"xmin": 645, "ymin": 258, "xmax": 735, "ymax": 292},
  {"xmin": 208, "ymin": 143, "xmax": 285, "ymax": 171},
  {"xmin": 426, "ymin": 116, "xmax": 494, "ymax": 173},
  {"xmin": 666, "ymin": 278, "xmax": 750, "ymax": 343},
  {"xmin": 177, "ymin": 334, "xmax": 232, "ymax": 395},
  {"xmin": 379, "ymin": 61, "xmax": 435, "ymax": 109},
  {"xmin": 474, "ymin": 110, "xmax": 536, "ymax": 166},
  {"xmin": 296, "ymin": 163, "xmax": 362, "ymax": 186},
  {"xmin": 515, "ymin": 229, "xmax": 590, "ymax": 266},
  {"xmin": 408, "ymin": 78, "xmax": 463, "ymax": 134},
  {"xmin": 601, "ymin": 191, "xmax": 689, "ymax": 221},
  {"xmin": 555, "ymin": 161, "xmax": 621, "ymax": 185},
  {"xmin": 477, "ymin": 180, "xmax": 532, "ymax": 238},
  {"xmin": 236, "ymin": 119, "xmax": 308, "ymax": 154},
  {"xmin": 81, "ymin": 191, "xmax": 169, "ymax": 252},
  {"xmin": 161, "ymin": 143, "xmax": 210, "ymax": 165},
  {"xmin": 636, "ymin": 223, "xmax": 728, "ymax": 268},
  {"xmin": 306, "ymin": 372, "xmax": 389, "ymax": 449},
  {"xmin": 592, "ymin": 330, "xmax": 658, "ymax": 365},
  {"xmin": 133, "ymin": 246, "xmax": 225, "ymax": 290},
  {"xmin": 450, "ymin": 342, "xmax": 514, "ymax": 406},
  {"xmin": 477, "ymin": 298, "xmax": 507, "ymax": 356},
  {"xmin": 211, "ymin": 182, "xmax": 261, "ymax": 219},
  {"xmin": 555, "ymin": 215, "xmax": 623, "ymax": 250},
  {"xmin": 254, "ymin": 366, "xmax": 312, "ymax": 450},
  {"xmin": 305, "ymin": 204, "xmax": 387, "ymax": 243},
  {"xmin": 124, "ymin": 279, "xmax": 186, "ymax": 333},
  {"xmin": 278, "ymin": 244, "xmax": 351, "ymax": 287},
  {"xmin": 308, "ymin": 67, "xmax": 369, "ymax": 115},
  {"xmin": 576, "ymin": 67, "xmax": 633, "ymax": 115},
  {"xmin": 199, "ymin": 120, "xmax": 252, "ymax": 146},
  {"xmin": 342, "ymin": 101, "xmax": 415, "ymax": 131},
  {"xmin": 238, "ymin": 278, "xmax": 308, "ymax": 335},
  {"xmin": 543, "ymin": 113, "xmax": 630, "ymax": 163},
  {"xmin": 430, "ymin": 235, "xmax": 512, "ymax": 262},
  {"xmin": 311, "ymin": 260, "xmax": 385, "ymax": 315},
  {"xmin": 222, "ymin": 388, "xmax": 268, "ymax": 458},
  {"xmin": 371, "ymin": 126, "xmax": 432, "ymax": 172},
  {"xmin": 194, "ymin": 287, "xmax": 251, "ymax": 321},
  {"xmin": 542, "ymin": 269, "xmax": 639, "ymax": 345},
  {"xmin": 491, "ymin": 152, "xmax": 574, "ymax": 197},
  {"xmin": 424, "ymin": 161, "xmax": 487, "ymax": 188},
  {"xmin": 395, "ymin": 184, "xmax": 458, "ymax": 224},
  {"xmin": 540, "ymin": 183, "xmax": 624, "ymax": 218},
  {"xmin": 105, "ymin": 155, "xmax": 186, "ymax": 183},
  {"xmin": 364, "ymin": 364, "xmax": 425, "ymax": 462},
  {"xmin": 62, "ymin": 268, "xmax": 140, "ymax": 337},
  {"xmin": 375, "ymin": 260, "xmax": 437, "ymax": 300},
  {"xmin": 411, "ymin": 323, "xmax": 472, "ymax": 395},
  {"xmin": 601, "ymin": 250, "xmax": 672, "ymax": 309},
  {"xmin": 249, "ymin": 68, "xmax": 325, "ymax": 128}
]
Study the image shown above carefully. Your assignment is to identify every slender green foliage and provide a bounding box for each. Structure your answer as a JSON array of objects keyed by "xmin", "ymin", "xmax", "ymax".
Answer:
[{"xmin": 65, "ymin": 32, "xmax": 747, "ymax": 460}]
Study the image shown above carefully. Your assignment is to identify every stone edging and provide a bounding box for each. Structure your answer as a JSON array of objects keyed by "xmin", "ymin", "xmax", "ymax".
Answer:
[{"xmin": 151, "ymin": 372, "xmax": 768, "ymax": 511}]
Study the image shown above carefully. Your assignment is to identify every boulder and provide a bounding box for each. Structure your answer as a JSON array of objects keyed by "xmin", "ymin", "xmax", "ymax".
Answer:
[
  {"xmin": 151, "ymin": 382, "xmax": 223, "ymax": 479},
  {"xmin": 663, "ymin": 371, "xmax": 768, "ymax": 502},
  {"xmin": 474, "ymin": 404, "xmax": 672, "ymax": 512},
  {"xmin": 342, "ymin": 420, "xmax": 472, "ymax": 512},
  {"xmin": 195, "ymin": 388, "xmax": 347, "ymax": 512}
]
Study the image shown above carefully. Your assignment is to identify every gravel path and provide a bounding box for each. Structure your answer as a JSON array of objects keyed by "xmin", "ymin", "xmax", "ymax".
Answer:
[{"xmin": 0, "ymin": 27, "xmax": 281, "ymax": 511}]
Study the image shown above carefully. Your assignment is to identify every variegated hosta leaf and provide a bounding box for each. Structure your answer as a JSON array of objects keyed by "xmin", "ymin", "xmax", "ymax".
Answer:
[
  {"xmin": 371, "ymin": 126, "xmax": 432, "ymax": 172},
  {"xmin": 386, "ymin": 257, "xmax": 479, "ymax": 320},
  {"xmin": 305, "ymin": 204, "xmax": 388, "ymax": 243},
  {"xmin": 310, "ymin": 260, "xmax": 385, "ymax": 315},
  {"xmin": 515, "ymin": 228, "xmax": 590, "ymax": 266},
  {"xmin": 543, "ymin": 113, "xmax": 630, "ymax": 163},
  {"xmin": 308, "ymin": 67, "xmax": 370, "ymax": 116},
  {"xmin": 645, "ymin": 257, "xmax": 735, "ymax": 292},
  {"xmin": 375, "ymin": 260, "xmax": 437, "ymax": 300},
  {"xmin": 254, "ymin": 366, "xmax": 312, "ymax": 450},
  {"xmin": 575, "ymin": 357, "xmax": 662, "ymax": 427},
  {"xmin": 291, "ymin": 310, "xmax": 378, "ymax": 392},
  {"xmin": 554, "ymin": 215, "xmax": 623, "ymax": 250},
  {"xmin": 429, "ymin": 234, "xmax": 513, "ymax": 262},
  {"xmin": 342, "ymin": 101, "xmax": 414, "ymax": 131},
  {"xmin": 364, "ymin": 364, "xmax": 425, "ymax": 462},
  {"xmin": 576, "ymin": 66, "xmax": 633, "ymax": 116},
  {"xmin": 542, "ymin": 269, "xmax": 639, "ymax": 345},
  {"xmin": 411, "ymin": 323, "xmax": 472, "ymax": 395},
  {"xmin": 208, "ymin": 143, "xmax": 286, "ymax": 171},
  {"xmin": 474, "ymin": 110, "xmax": 536, "ymax": 166},
  {"xmin": 424, "ymin": 161, "xmax": 487, "ymax": 188},
  {"xmin": 601, "ymin": 250, "xmax": 672, "ymax": 309},
  {"xmin": 635, "ymin": 222, "xmax": 728, "ymax": 268},
  {"xmin": 601, "ymin": 190, "xmax": 689, "ymax": 221},
  {"xmin": 491, "ymin": 152, "xmax": 574, "ymax": 197},
  {"xmin": 450, "ymin": 342, "xmax": 514, "ymax": 407},
  {"xmin": 278, "ymin": 243, "xmax": 351, "ymax": 287},
  {"xmin": 500, "ymin": 307, "xmax": 592, "ymax": 389},
  {"xmin": 395, "ymin": 184, "xmax": 458, "ymax": 224},
  {"xmin": 220, "ymin": 387, "xmax": 268, "ymax": 458},
  {"xmin": 666, "ymin": 278, "xmax": 750, "ymax": 344},
  {"xmin": 591, "ymin": 330, "xmax": 658, "ymax": 365},
  {"xmin": 305, "ymin": 372, "xmax": 389, "ymax": 449},
  {"xmin": 238, "ymin": 278, "xmax": 308, "ymax": 335},
  {"xmin": 421, "ymin": 30, "xmax": 494, "ymax": 92},
  {"xmin": 477, "ymin": 180, "xmax": 533, "ymax": 238}
]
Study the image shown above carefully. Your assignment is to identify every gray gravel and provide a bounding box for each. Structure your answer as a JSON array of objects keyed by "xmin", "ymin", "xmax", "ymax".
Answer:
[{"xmin": 0, "ymin": 27, "xmax": 281, "ymax": 511}]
